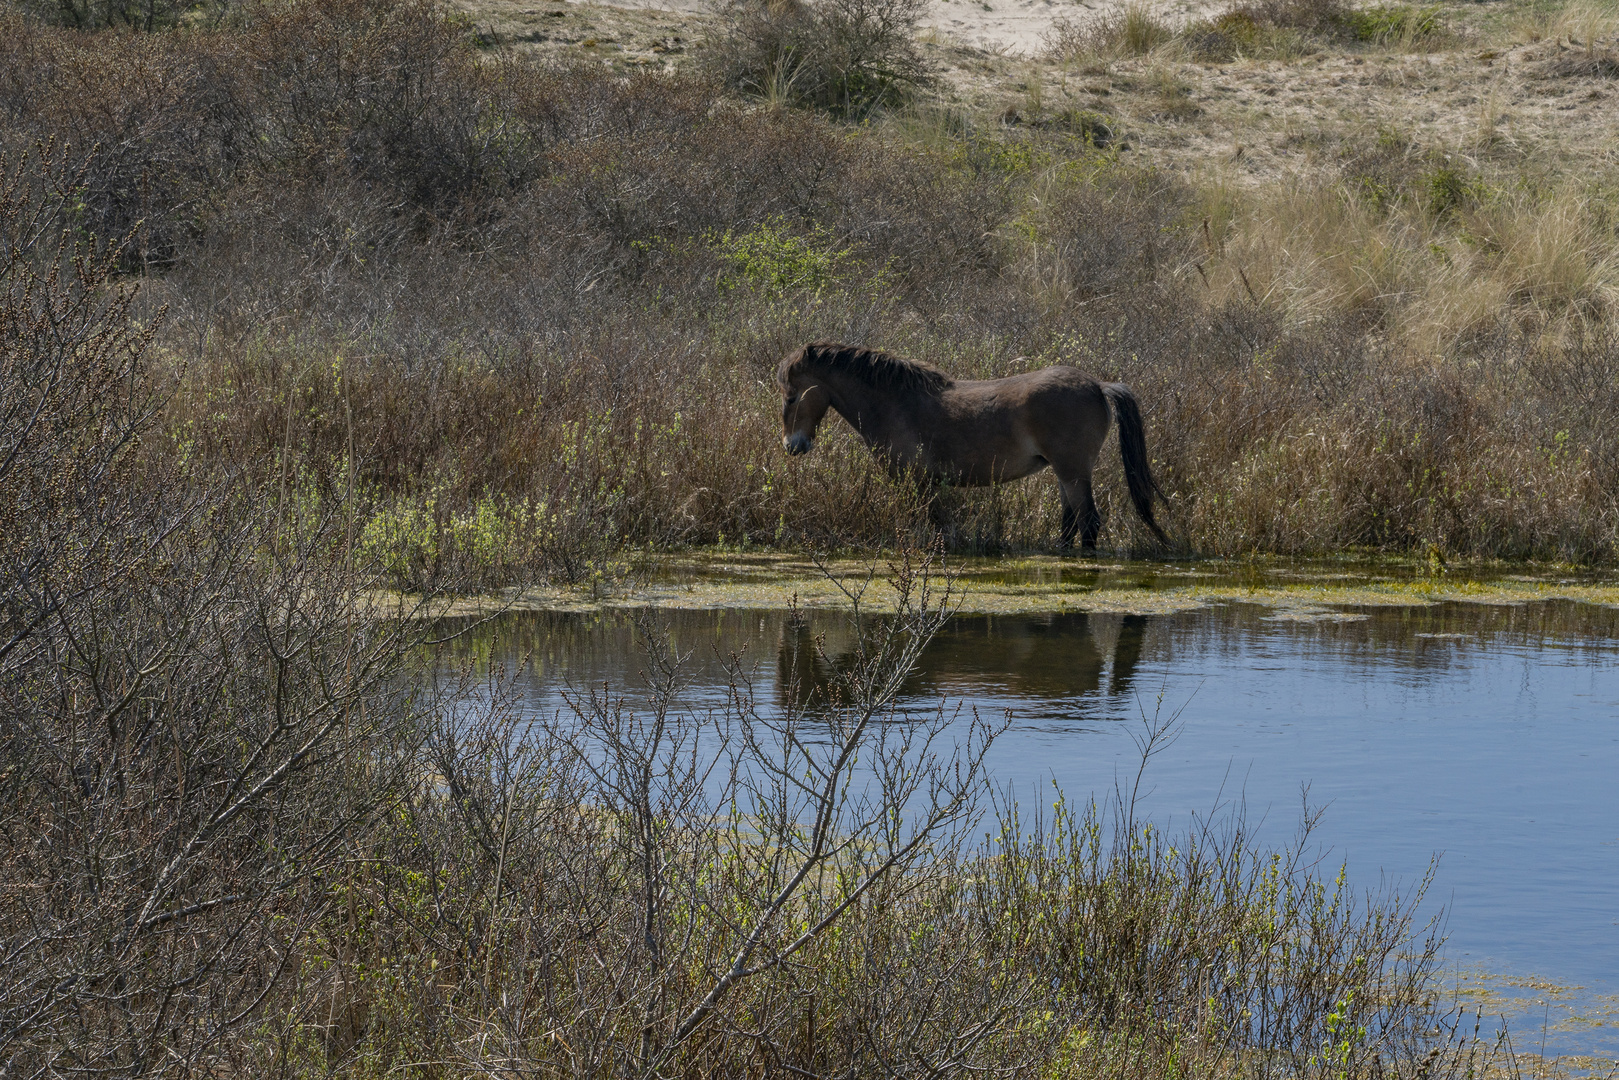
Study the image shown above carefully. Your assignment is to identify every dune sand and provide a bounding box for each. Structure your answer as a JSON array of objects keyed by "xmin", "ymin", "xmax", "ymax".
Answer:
[{"xmin": 588, "ymin": 0, "xmax": 1216, "ymax": 55}]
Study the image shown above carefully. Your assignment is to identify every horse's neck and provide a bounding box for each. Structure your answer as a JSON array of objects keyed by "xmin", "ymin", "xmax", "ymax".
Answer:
[{"xmin": 823, "ymin": 373, "xmax": 915, "ymax": 439}]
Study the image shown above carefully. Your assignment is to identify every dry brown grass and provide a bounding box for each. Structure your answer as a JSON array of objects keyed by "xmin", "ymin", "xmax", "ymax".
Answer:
[{"xmin": 1205, "ymin": 136, "xmax": 1618, "ymax": 350}]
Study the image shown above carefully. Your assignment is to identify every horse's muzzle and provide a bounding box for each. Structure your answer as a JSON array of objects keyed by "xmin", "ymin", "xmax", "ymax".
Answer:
[{"xmin": 784, "ymin": 434, "xmax": 813, "ymax": 456}]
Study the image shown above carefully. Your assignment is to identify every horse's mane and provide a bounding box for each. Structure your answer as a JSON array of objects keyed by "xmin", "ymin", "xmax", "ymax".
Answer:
[{"xmin": 785, "ymin": 341, "xmax": 954, "ymax": 395}]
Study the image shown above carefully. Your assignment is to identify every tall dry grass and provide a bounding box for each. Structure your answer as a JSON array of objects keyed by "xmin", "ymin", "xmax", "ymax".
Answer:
[
  {"xmin": 1047, "ymin": 1, "xmax": 1179, "ymax": 62},
  {"xmin": 1215, "ymin": 136, "xmax": 1618, "ymax": 347}
]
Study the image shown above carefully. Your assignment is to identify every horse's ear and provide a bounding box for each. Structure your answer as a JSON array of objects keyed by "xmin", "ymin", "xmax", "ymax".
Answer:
[{"xmin": 777, "ymin": 344, "xmax": 809, "ymax": 387}]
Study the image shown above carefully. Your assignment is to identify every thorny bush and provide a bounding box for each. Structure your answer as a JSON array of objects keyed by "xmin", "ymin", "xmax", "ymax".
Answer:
[{"xmin": 0, "ymin": 146, "xmax": 445, "ymax": 1078}]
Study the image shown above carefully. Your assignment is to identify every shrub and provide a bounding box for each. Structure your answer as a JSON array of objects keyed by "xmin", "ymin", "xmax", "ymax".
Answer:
[
  {"xmin": 1421, "ymin": 157, "xmax": 1483, "ymax": 218},
  {"xmin": 16, "ymin": 0, "xmax": 228, "ymax": 32},
  {"xmin": 704, "ymin": 0, "xmax": 934, "ymax": 117},
  {"xmin": 1004, "ymin": 159, "xmax": 1197, "ymax": 304},
  {"xmin": 1184, "ymin": 0, "xmax": 1444, "ymax": 57},
  {"xmin": 714, "ymin": 216, "xmax": 869, "ymax": 294},
  {"xmin": 1046, "ymin": 107, "xmax": 1115, "ymax": 147},
  {"xmin": 0, "ymin": 20, "xmax": 253, "ymax": 266},
  {"xmin": 1227, "ymin": 0, "xmax": 1351, "ymax": 36},
  {"xmin": 1047, "ymin": 2, "xmax": 1177, "ymax": 60},
  {"xmin": 0, "ymin": 145, "xmax": 442, "ymax": 1078},
  {"xmin": 1340, "ymin": 2, "xmax": 1445, "ymax": 44},
  {"xmin": 1184, "ymin": 11, "xmax": 1260, "ymax": 60}
]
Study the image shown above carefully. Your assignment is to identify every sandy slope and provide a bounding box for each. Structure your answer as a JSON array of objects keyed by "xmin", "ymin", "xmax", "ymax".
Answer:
[
  {"xmin": 463, "ymin": 0, "xmax": 1619, "ymax": 193},
  {"xmin": 487, "ymin": 0, "xmax": 1226, "ymax": 54},
  {"xmin": 569, "ymin": 0, "xmax": 1214, "ymax": 53}
]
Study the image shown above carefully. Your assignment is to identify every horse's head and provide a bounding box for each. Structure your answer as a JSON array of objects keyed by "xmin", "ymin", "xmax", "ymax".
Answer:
[{"xmin": 777, "ymin": 358, "xmax": 831, "ymax": 456}]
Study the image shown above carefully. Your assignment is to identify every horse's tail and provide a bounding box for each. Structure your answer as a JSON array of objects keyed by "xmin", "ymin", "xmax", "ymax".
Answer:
[{"xmin": 1102, "ymin": 382, "xmax": 1168, "ymax": 544}]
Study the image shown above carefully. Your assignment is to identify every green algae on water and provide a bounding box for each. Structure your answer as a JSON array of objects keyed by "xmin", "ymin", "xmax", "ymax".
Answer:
[{"xmin": 424, "ymin": 552, "xmax": 1619, "ymax": 619}]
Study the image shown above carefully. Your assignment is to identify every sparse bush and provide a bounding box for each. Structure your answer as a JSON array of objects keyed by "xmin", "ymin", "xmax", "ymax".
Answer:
[
  {"xmin": 704, "ymin": 0, "xmax": 934, "ymax": 117},
  {"xmin": 1048, "ymin": 1, "xmax": 1177, "ymax": 61},
  {"xmin": 0, "ymin": 146, "xmax": 444, "ymax": 1078}
]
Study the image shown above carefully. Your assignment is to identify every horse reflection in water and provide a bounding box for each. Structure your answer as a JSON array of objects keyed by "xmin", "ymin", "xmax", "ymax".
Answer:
[{"xmin": 776, "ymin": 612, "xmax": 1150, "ymax": 711}]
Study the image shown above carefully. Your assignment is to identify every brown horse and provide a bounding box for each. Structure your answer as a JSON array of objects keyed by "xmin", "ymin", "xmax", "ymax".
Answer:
[{"xmin": 776, "ymin": 340, "xmax": 1167, "ymax": 550}]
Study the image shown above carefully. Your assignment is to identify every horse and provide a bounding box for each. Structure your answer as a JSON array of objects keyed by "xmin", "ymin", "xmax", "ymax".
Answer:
[{"xmin": 776, "ymin": 340, "xmax": 1167, "ymax": 550}]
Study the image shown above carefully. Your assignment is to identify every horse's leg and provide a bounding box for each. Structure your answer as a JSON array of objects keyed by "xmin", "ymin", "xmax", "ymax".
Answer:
[
  {"xmin": 923, "ymin": 477, "xmax": 950, "ymax": 539},
  {"xmin": 1058, "ymin": 473, "xmax": 1101, "ymax": 552},
  {"xmin": 899, "ymin": 464, "xmax": 946, "ymax": 541}
]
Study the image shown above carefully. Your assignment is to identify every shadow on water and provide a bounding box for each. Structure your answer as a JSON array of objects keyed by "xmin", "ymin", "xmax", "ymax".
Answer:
[
  {"xmin": 442, "ymin": 608, "xmax": 1158, "ymax": 716},
  {"xmin": 775, "ymin": 612, "xmax": 1151, "ymax": 709}
]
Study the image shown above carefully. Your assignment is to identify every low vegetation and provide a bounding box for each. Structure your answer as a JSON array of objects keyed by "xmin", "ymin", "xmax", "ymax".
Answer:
[
  {"xmin": 1050, "ymin": 0, "xmax": 1451, "ymax": 63},
  {"xmin": 3, "ymin": 0, "xmax": 1618, "ymax": 582}
]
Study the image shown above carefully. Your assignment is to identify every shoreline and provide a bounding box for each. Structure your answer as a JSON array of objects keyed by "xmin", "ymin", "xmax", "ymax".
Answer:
[{"xmin": 401, "ymin": 551, "xmax": 1619, "ymax": 618}]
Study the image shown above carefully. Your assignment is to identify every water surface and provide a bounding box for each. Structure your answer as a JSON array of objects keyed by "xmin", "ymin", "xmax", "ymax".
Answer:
[{"xmin": 445, "ymin": 589, "xmax": 1619, "ymax": 1061}]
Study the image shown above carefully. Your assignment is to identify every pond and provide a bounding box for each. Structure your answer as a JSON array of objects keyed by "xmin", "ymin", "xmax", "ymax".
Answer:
[{"xmin": 441, "ymin": 560, "xmax": 1619, "ymax": 1065}]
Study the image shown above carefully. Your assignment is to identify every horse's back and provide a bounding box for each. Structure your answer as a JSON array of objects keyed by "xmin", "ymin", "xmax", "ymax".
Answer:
[
  {"xmin": 926, "ymin": 365, "xmax": 1110, "ymax": 482},
  {"xmin": 949, "ymin": 366, "xmax": 1108, "ymax": 426}
]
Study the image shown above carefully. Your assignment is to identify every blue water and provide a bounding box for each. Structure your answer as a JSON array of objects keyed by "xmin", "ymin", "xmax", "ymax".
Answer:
[{"xmin": 455, "ymin": 598, "xmax": 1619, "ymax": 1058}]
